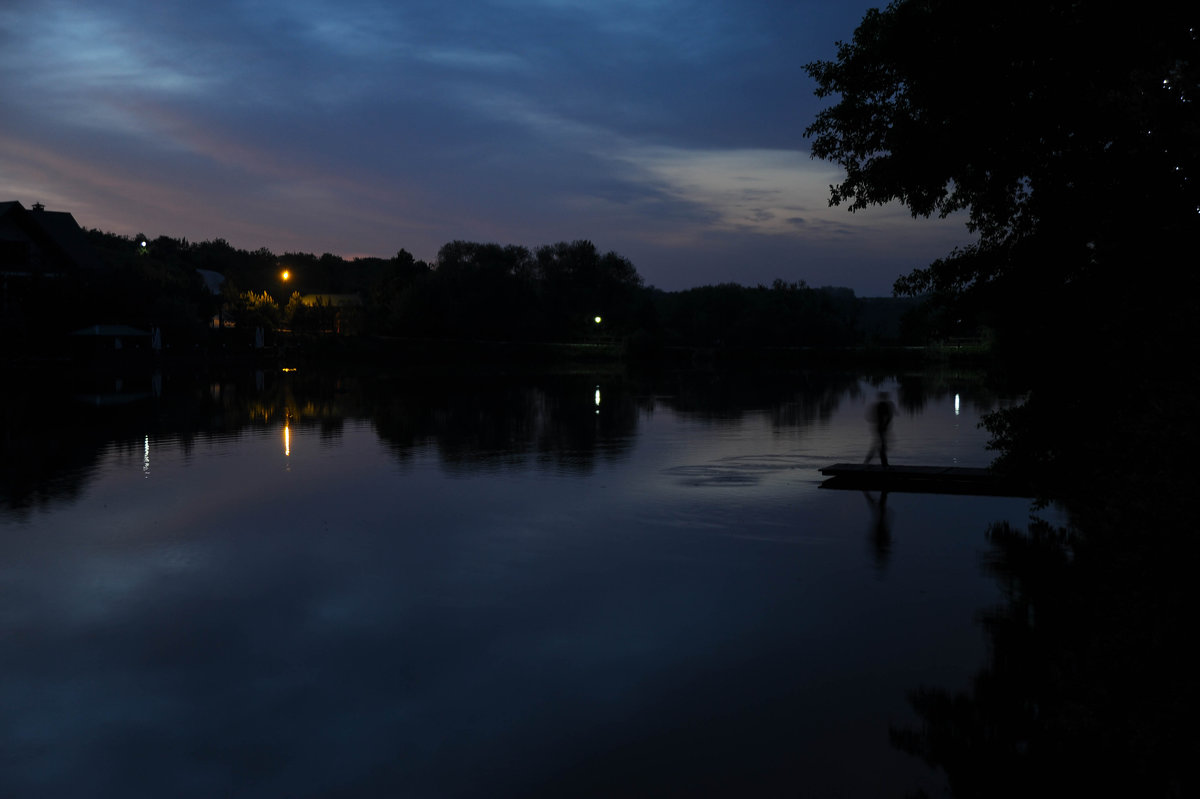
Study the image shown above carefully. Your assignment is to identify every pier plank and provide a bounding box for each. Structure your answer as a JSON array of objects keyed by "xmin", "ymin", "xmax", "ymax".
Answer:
[{"xmin": 819, "ymin": 463, "xmax": 1033, "ymax": 497}]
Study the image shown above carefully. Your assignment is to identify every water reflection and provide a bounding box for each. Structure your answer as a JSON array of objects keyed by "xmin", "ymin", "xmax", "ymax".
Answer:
[
  {"xmin": 863, "ymin": 490, "xmax": 893, "ymax": 575},
  {"xmin": 891, "ymin": 497, "xmax": 1193, "ymax": 798},
  {"xmin": 5, "ymin": 367, "xmax": 995, "ymax": 516},
  {"xmin": 363, "ymin": 374, "xmax": 642, "ymax": 473},
  {"xmin": 1, "ymin": 365, "xmax": 1028, "ymax": 797}
]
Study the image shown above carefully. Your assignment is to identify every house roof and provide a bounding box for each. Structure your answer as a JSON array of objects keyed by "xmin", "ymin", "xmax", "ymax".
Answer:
[
  {"xmin": 196, "ymin": 268, "xmax": 226, "ymax": 295},
  {"xmin": 0, "ymin": 201, "xmax": 103, "ymax": 271}
]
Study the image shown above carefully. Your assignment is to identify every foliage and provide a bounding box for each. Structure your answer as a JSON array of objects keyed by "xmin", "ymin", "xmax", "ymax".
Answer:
[
  {"xmin": 533, "ymin": 240, "xmax": 643, "ymax": 338},
  {"xmin": 59, "ymin": 228, "xmax": 917, "ymax": 350},
  {"xmin": 73, "ymin": 229, "xmax": 214, "ymax": 339},
  {"xmin": 805, "ymin": 1, "xmax": 1199, "ymax": 313},
  {"xmin": 365, "ymin": 239, "xmax": 647, "ymax": 342},
  {"xmin": 366, "ymin": 249, "xmax": 433, "ymax": 335},
  {"xmin": 653, "ymin": 280, "xmax": 865, "ymax": 348},
  {"xmin": 229, "ymin": 289, "xmax": 282, "ymax": 331},
  {"xmin": 806, "ymin": 0, "xmax": 1200, "ymax": 473},
  {"xmin": 806, "ymin": 7, "xmax": 1200, "ymax": 792}
]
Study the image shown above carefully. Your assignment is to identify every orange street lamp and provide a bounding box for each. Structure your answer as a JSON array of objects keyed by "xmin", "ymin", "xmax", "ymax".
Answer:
[{"xmin": 281, "ymin": 269, "xmax": 291, "ymax": 281}]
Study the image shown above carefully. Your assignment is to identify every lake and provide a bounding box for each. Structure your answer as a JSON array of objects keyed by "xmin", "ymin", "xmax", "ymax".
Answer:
[{"xmin": 0, "ymin": 366, "xmax": 1040, "ymax": 798}]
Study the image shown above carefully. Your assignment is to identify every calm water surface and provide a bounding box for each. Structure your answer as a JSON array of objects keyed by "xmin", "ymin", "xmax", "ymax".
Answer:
[{"xmin": 1, "ymin": 369, "xmax": 1037, "ymax": 798}]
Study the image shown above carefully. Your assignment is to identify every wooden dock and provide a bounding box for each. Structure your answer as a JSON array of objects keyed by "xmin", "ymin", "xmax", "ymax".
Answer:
[{"xmin": 819, "ymin": 463, "xmax": 1033, "ymax": 497}]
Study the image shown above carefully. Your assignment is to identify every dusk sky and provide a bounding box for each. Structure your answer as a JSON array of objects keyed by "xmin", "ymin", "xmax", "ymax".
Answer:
[{"xmin": 1, "ymin": 0, "xmax": 973, "ymax": 294}]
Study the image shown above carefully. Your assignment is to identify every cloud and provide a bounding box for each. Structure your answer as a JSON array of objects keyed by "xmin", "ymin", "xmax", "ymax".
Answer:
[
  {"xmin": 616, "ymin": 147, "xmax": 824, "ymax": 235},
  {"xmin": 610, "ymin": 145, "xmax": 968, "ymax": 244},
  {"xmin": 10, "ymin": 4, "xmax": 210, "ymax": 95},
  {"xmin": 0, "ymin": 0, "xmax": 973, "ymax": 294}
]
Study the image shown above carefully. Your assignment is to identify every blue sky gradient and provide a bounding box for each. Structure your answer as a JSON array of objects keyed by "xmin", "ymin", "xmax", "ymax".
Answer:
[{"xmin": 1, "ymin": 0, "xmax": 972, "ymax": 293}]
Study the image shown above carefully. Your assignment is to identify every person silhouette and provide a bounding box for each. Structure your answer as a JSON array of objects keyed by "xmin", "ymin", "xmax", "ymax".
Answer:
[{"xmin": 864, "ymin": 391, "xmax": 896, "ymax": 467}]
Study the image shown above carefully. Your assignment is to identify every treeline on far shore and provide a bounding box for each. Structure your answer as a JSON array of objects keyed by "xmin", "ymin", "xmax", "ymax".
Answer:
[{"xmin": 5, "ymin": 230, "xmax": 959, "ymax": 360}]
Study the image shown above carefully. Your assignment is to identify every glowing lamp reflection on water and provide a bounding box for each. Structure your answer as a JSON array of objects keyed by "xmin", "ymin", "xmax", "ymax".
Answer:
[{"xmin": 954, "ymin": 393, "xmax": 961, "ymax": 416}]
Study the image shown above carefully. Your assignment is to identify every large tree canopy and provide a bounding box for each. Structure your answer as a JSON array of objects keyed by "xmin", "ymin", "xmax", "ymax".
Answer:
[
  {"xmin": 805, "ymin": 1, "xmax": 1198, "ymax": 302},
  {"xmin": 806, "ymin": 14, "xmax": 1199, "ymax": 794}
]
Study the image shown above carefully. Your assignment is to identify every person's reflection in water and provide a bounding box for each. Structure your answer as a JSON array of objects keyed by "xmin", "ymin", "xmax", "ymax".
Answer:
[
  {"xmin": 863, "ymin": 490, "xmax": 892, "ymax": 576},
  {"xmin": 863, "ymin": 391, "xmax": 896, "ymax": 467}
]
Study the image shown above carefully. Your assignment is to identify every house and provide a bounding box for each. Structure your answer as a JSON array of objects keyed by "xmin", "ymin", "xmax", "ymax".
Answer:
[
  {"xmin": 0, "ymin": 201, "xmax": 102, "ymax": 276},
  {"xmin": 292, "ymin": 293, "xmax": 364, "ymax": 334},
  {"xmin": 299, "ymin": 293, "xmax": 363, "ymax": 309},
  {"xmin": 2, "ymin": 201, "xmax": 103, "ymax": 326}
]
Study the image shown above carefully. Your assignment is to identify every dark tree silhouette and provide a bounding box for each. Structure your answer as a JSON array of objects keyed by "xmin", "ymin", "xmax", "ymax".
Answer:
[
  {"xmin": 805, "ymin": 1, "xmax": 1198, "ymax": 352},
  {"xmin": 806, "ymin": 1, "xmax": 1199, "ymax": 484},
  {"xmin": 806, "ymin": 6, "xmax": 1200, "ymax": 795},
  {"xmin": 534, "ymin": 240, "xmax": 643, "ymax": 338}
]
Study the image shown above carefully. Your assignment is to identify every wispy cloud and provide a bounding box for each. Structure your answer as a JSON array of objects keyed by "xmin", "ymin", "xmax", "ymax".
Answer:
[
  {"xmin": 0, "ymin": 0, "xmax": 972, "ymax": 294},
  {"xmin": 614, "ymin": 146, "xmax": 960, "ymax": 241},
  {"xmin": 9, "ymin": 5, "xmax": 210, "ymax": 95}
]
